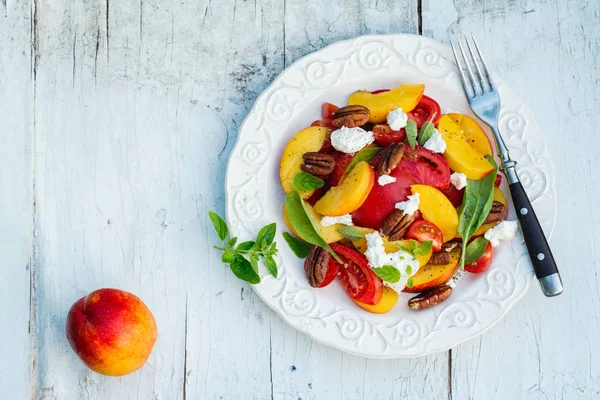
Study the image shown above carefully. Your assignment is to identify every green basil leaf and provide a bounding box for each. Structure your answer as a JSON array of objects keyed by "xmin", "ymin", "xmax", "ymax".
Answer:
[
  {"xmin": 464, "ymin": 237, "xmax": 490, "ymax": 265},
  {"xmin": 372, "ymin": 265, "xmax": 401, "ymax": 283},
  {"xmin": 222, "ymin": 251, "xmax": 235, "ymax": 264},
  {"xmin": 407, "ymin": 277, "xmax": 414, "ymax": 288},
  {"xmin": 397, "ymin": 245, "xmax": 412, "ymax": 254},
  {"xmin": 413, "ymin": 240, "xmax": 433, "ymax": 257},
  {"xmin": 255, "ymin": 223, "xmax": 277, "ymax": 247},
  {"xmin": 226, "ymin": 237, "xmax": 238, "ymax": 248},
  {"xmin": 293, "ymin": 172, "xmax": 324, "ymax": 191},
  {"xmin": 237, "ymin": 241, "xmax": 256, "ymax": 252},
  {"xmin": 230, "ymin": 255, "xmax": 260, "ymax": 284},
  {"xmin": 345, "ymin": 146, "xmax": 383, "ymax": 173},
  {"xmin": 265, "ymin": 255, "xmax": 278, "ymax": 278},
  {"xmin": 406, "ymin": 265, "xmax": 413, "ymax": 275},
  {"xmin": 208, "ymin": 211, "xmax": 229, "ymax": 241},
  {"xmin": 336, "ymin": 227, "xmax": 364, "ymax": 241},
  {"xmin": 405, "ymin": 120, "xmax": 418, "ymax": 149},
  {"xmin": 282, "ymin": 232, "xmax": 312, "ymax": 258},
  {"xmin": 284, "ymin": 190, "xmax": 342, "ymax": 263},
  {"xmin": 418, "ymin": 121, "xmax": 436, "ymax": 146}
]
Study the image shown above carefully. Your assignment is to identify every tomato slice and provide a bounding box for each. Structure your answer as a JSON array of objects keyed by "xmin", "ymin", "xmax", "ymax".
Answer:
[
  {"xmin": 494, "ymin": 173, "xmax": 503, "ymax": 188},
  {"xmin": 331, "ymin": 243, "xmax": 383, "ymax": 305},
  {"xmin": 407, "ymin": 95, "xmax": 441, "ymax": 128},
  {"xmin": 440, "ymin": 182, "xmax": 464, "ymax": 207},
  {"xmin": 372, "ymin": 124, "xmax": 406, "ymax": 147},
  {"xmin": 405, "ymin": 220, "xmax": 443, "ymax": 252},
  {"xmin": 465, "ymin": 241, "xmax": 493, "ymax": 273},
  {"xmin": 399, "ymin": 145, "xmax": 451, "ymax": 190},
  {"xmin": 370, "ymin": 89, "xmax": 390, "ymax": 94},
  {"xmin": 318, "ymin": 258, "xmax": 339, "ymax": 287},
  {"xmin": 311, "ymin": 118, "xmax": 334, "ymax": 129},
  {"xmin": 322, "ymin": 102, "xmax": 339, "ymax": 119}
]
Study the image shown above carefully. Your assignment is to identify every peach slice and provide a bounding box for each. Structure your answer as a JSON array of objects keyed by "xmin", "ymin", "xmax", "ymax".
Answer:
[
  {"xmin": 445, "ymin": 113, "xmax": 493, "ymax": 156},
  {"xmin": 403, "ymin": 248, "xmax": 460, "ymax": 293},
  {"xmin": 354, "ymin": 286, "xmax": 398, "ymax": 314},
  {"xmin": 350, "ymin": 227, "xmax": 432, "ymax": 267},
  {"xmin": 314, "ymin": 161, "xmax": 375, "ymax": 216},
  {"xmin": 411, "ymin": 184, "xmax": 459, "ymax": 242},
  {"xmin": 283, "ymin": 202, "xmax": 344, "ymax": 244},
  {"xmin": 280, "ymin": 126, "xmax": 330, "ymax": 198},
  {"xmin": 437, "ymin": 115, "xmax": 494, "ymax": 180},
  {"xmin": 348, "ymin": 84, "xmax": 425, "ymax": 123}
]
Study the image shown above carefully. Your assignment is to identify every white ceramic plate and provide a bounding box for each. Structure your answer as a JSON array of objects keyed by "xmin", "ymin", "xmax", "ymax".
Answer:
[{"xmin": 225, "ymin": 34, "xmax": 556, "ymax": 358}]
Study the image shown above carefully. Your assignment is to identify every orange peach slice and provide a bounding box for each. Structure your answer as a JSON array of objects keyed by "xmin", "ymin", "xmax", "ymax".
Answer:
[
  {"xmin": 437, "ymin": 115, "xmax": 494, "ymax": 180},
  {"xmin": 350, "ymin": 227, "xmax": 432, "ymax": 267},
  {"xmin": 403, "ymin": 248, "xmax": 460, "ymax": 293},
  {"xmin": 280, "ymin": 126, "xmax": 330, "ymax": 198},
  {"xmin": 411, "ymin": 184, "xmax": 459, "ymax": 242},
  {"xmin": 445, "ymin": 113, "xmax": 493, "ymax": 156},
  {"xmin": 348, "ymin": 84, "xmax": 425, "ymax": 123},
  {"xmin": 314, "ymin": 161, "xmax": 375, "ymax": 216},
  {"xmin": 283, "ymin": 202, "xmax": 344, "ymax": 244},
  {"xmin": 354, "ymin": 286, "xmax": 398, "ymax": 314}
]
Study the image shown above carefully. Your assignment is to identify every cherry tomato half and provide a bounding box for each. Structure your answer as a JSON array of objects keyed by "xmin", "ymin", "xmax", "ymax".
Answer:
[
  {"xmin": 372, "ymin": 124, "xmax": 407, "ymax": 147},
  {"xmin": 465, "ymin": 241, "xmax": 493, "ymax": 273},
  {"xmin": 405, "ymin": 220, "xmax": 443, "ymax": 252},
  {"xmin": 330, "ymin": 243, "xmax": 383, "ymax": 305},
  {"xmin": 407, "ymin": 95, "xmax": 441, "ymax": 128},
  {"xmin": 322, "ymin": 102, "xmax": 339, "ymax": 119}
]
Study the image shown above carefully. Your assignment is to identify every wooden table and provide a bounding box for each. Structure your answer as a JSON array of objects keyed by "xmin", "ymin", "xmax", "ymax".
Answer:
[{"xmin": 2, "ymin": 0, "xmax": 598, "ymax": 398}]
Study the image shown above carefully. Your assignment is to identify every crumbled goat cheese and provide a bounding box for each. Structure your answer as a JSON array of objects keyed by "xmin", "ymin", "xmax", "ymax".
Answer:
[
  {"xmin": 395, "ymin": 193, "xmax": 420, "ymax": 216},
  {"xmin": 330, "ymin": 126, "xmax": 374, "ymax": 154},
  {"xmin": 320, "ymin": 214, "xmax": 353, "ymax": 227}
]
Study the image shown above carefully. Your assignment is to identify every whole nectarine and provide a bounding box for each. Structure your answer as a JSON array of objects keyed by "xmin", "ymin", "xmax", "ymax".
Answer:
[{"xmin": 66, "ymin": 288, "xmax": 158, "ymax": 376}]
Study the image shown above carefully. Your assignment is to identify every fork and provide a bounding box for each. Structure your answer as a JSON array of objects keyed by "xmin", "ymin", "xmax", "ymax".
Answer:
[{"xmin": 451, "ymin": 35, "xmax": 563, "ymax": 297}]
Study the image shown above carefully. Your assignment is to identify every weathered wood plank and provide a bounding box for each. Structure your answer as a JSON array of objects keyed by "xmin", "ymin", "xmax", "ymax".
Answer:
[
  {"xmin": 0, "ymin": 0, "xmax": 33, "ymax": 398},
  {"xmin": 423, "ymin": 0, "xmax": 600, "ymax": 398}
]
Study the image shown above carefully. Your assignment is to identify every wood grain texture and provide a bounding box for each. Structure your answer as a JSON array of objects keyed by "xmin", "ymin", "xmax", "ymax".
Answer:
[
  {"xmin": 423, "ymin": 0, "xmax": 600, "ymax": 398},
  {"xmin": 0, "ymin": 0, "xmax": 33, "ymax": 398}
]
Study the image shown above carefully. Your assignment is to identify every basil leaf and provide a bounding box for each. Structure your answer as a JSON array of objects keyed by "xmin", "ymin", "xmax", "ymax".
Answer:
[
  {"xmin": 337, "ymin": 227, "xmax": 364, "ymax": 241},
  {"xmin": 405, "ymin": 120, "xmax": 418, "ymax": 149},
  {"xmin": 230, "ymin": 255, "xmax": 260, "ymax": 284},
  {"xmin": 457, "ymin": 155, "xmax": 498, "ymax": 268},
  {"xmin": 264, "ymin": 255, "xmax": 278, "ymax": 278},
  {"xmin": 208, "ymin": 211, "xmax": 229, "ymax": 241},
  {"xmin": 284, "ymin": 190, "xmax": 342, "ymax": 263},
  {"xmin": 407, "ymin": 277, "xmax": 414, "ymax": 288},
  {"xmin": 397, "ymin": 245, "xmax": 412, "ymax": 254},
  {"xmin": 282, "ymin": 232, "xmax": 312, "ymax": 258},
  {"xmin": 413, "ymin": 240, "xmax": 432, "ymax": 257},
  {"xmin": 293, "ymin": 172, "xmax": 324, "ymax": 191},
  {"xmin": 345, "ymin": 147, "xmax": 382, "ymax": 173},
  {"xmin": 418, "ymin": 121, "xmax": 435, "ymax": 146},
  {"xmin": 255, "ymin": 223, "xmax": 276, "ymax": 247},
  {"xmin": 406, "ymin": 265, "xmax": 413, "ymax": 275},
  {"xmin": 372, "ymin": 265, "xmax": 401, "ymax": 283},
  {"xmin": 237, "ymin": 241, "xmax": 255, "ymax": 252},
  {"xmin": 464, "ymin": 237, "xmax": 490, "ymax": 265}
]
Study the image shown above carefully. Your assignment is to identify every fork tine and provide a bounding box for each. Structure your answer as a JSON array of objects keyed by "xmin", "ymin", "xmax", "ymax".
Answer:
[
  {"xmin": 451, "ymin": 41, "xmax": 474, "ymax": 98},
  {"xmin": 465, "ymin": 36, "xmax": 488, "ymax": 93},
  {"xmin": 458, "ymin": 37, "xmax": 480, "ymax": 96},
  {"xmin": 471, "ymin": 34, "xmax": 495, "ymax": 89}
]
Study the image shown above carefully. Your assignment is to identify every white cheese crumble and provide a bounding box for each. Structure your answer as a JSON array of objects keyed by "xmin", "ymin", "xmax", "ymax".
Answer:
[
  {"xmin": 484, "ymin": 220, "xmax": 519, "ymax": 247},
  {"xmin": 423, "ymin": 129, "xmax": 447, "ymax": 153},
  {"xmin": 320, "ymin": 214, "xmax": 353, "ymax": 227},
  {"xmin": 330, "ymin": 126, "xmax": 374, "ymax": 154},
  {"xmin": 395, "ymin": 193, "xmax": 420, "ymax": 216},
  {"xmin": 450, "ymin": 172, "xmax": 468, "ymax": 190},
  {"xmin": 387, "ymin": 108, "xmax": 408, "ymax": 131},
  {"xmin": 364, "ymin": 232, "xmax": 419, "ymax": 291},
  {"xmin": 378, "ymin": 174, "xmax": 397, "ymax": 186}
]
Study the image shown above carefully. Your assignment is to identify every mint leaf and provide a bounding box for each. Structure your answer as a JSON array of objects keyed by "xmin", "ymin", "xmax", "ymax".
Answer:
[
  {"xmin": 222, "ymin": 251, "xmax": 235, "ymax": 263},
  {"xmin": 265, "ymin": 255, "xmax": 278, "ymax": 278},
  {"xmin": 208, "ymin": 211, "xmax": 228, "ymax": 241},
  {"xmin": 293, "ymin": 172, "xmax": 324, "ymax": 191},
  {"xmin": 230, "ymin": 255, "xmax": 260, "ymax": 284},
  {"xmin": 255, "ymin": 223, "xmax": 276, "ymax": 247},
  {"xmin": 372, "ymin": 265, "xmax": 401, "ymax": 283},
  {"xmin": 413, "ymin": 240, "xmax": 432, "ymax": 257},
  {"xmin": 406, "ymin": 265, "xmax": 413, "ymax": 275},
  {"xmin": 345, "ymin": 146, "xmax": 382, "ymax": 173},
  {"xmin": 249, "ymin": 253, "xmax": 259, "ymax": 273},
  {"xmin": 282, "ymin": 232, "xmax": 312, "ymax": 258},
  {"xmin": 418, "ymin": 121, "xmax": 436, "ymax": 146},
  {"xmin": 336, "ymin": 227, "xmax": 364, "ymax": 241},
  {"xmin": 407, "ymin": 277, "xmax": 414, "ymax": 288},
  {"xmin": 397, "ymin": 245, "xmax": 412, "ymax": 254},
  {"xmin": 405, "ymin": 120, "xmax": 418, "ymax": 149},
  {"xmin": 237, "ymin": 241, "xmax": 255, "ymax": 252},
  {"xmin": 226, "ymin": 237, "xmax": 238, "ymax": 248},
  {"xmin": 464, "ymin": 237, "xmax": 490, "ymax": 265}
]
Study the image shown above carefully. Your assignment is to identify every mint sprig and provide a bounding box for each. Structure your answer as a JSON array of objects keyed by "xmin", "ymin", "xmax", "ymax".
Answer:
[
  {"xmin": 397, "ymin": 240, "xmax": 432, "ymax": 257},
  {"xmin": 405, "ymin": 120, "xmax": 418, "ymax": 149},
  {"xmin": 372, "ymin": 265, "xmax": 401, "ymax": 283},
  {"xmin": 208, "ymin": 211, "xmax": 279, "ymax": 283}
]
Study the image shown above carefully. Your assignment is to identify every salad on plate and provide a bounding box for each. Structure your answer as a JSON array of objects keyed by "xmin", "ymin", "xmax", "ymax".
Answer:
[{"xmin": 280, "ymin": 83, "xmax": 519, "ymax": 313}]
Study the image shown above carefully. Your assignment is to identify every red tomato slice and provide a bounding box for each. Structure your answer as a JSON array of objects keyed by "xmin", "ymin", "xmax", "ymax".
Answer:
[
  {"xmin": 318, "ymin": 258, "xmax": 339, "ymax": 288},
  {"xmin": 372, "ymin": 124, "xmax": 406, "ymax": 147},
  {"xmin": 440, "ymin": 182, "xmax": 464, "ymax": 207},
  {"xmin": 370, "ymin": 89, "xmax": 390, "ymax": 94},
  {"xmin": 405, "ymin": 220, "xmax": 443, "ymax": 252},
  {"xmin": 465, "ymin": 241, "xmax": 493, "ymax": 273},
  {"xmin": 322, "ymin": 102, "xmax": 339, "ymax": 119},
  {"xmin": 330, "ymin": 243, "xmax": 383, "ymax": 305},
  {"xmin": 407, "ymin": 95, "xmax": 441, "ymax": 128},
  {"xmin": 311, "ymin": 118, "xmax": 334, "ymax": 129},
  {"xmin": 399, "ymin": 145, "xmax": 451, "ymax": 190},
  {"xmin": 495, "ymin": 173, "xmax": 503, "ymax": 188}
]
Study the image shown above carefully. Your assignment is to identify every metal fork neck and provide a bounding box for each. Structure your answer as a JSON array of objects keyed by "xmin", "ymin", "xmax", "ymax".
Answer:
[{"xmin": 491, "ymin": 126, "xmax": 520, "ymax": 184}]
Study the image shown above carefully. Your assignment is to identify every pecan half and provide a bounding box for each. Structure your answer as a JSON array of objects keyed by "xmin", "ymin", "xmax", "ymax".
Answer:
[
  {"xmin": 301, "ymin": 152, "xmax": 335, "ymax": 176},
  {"xmin": 332, "ymin": 105, "xmax": 370, "ymax": 128},
  {"xmin": 408, "ymin": 285, "xmax": 453, "ymax": 311},
  {"xmin": 378, "ymin": 142, "xmax": 405, "ymax": 175},
  {"xmin": 380, "ymin": 209, "xmax": 416, "ymax": 241},
  {"xmin": 441, "ymin": 241, "xmax": 459, "ymax": 253},
  {"xmin": 304, "ymin": 246, "xmax": 332, "ymax": 288},
  {"xmin": 483, "ymin": 201, "xmax": 508, "ymax": 225},
  {"xmin": 428, "ymin": 251, "xmax": 450, "ymax": 265}
]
